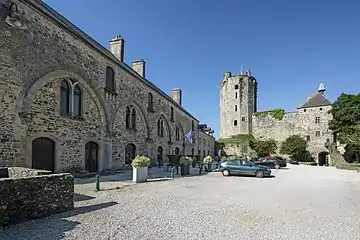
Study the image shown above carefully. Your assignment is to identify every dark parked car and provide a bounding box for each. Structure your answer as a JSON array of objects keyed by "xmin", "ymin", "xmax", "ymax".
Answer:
[
  {"xmin": 251, "ymin": 157, "xmax": 287, "ymax": 169},
  {"xmin": 219, "ymin": 159, "xmax": 271, "ymax": 178}
]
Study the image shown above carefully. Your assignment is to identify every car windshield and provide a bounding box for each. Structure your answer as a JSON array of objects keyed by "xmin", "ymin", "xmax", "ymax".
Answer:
[{"xmin": 240, "ymin": 160, "xmax": 253, "ymax": 165}]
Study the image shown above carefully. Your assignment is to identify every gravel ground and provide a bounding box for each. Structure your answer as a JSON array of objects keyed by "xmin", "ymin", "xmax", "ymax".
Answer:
[{"xmin": 1, "ymin": 165, "xmax": 360, "ymax": 240}]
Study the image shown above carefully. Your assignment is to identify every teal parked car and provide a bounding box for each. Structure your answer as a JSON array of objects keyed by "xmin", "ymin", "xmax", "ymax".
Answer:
[{"xmin": 219, "ymin": 159, "xmax": 271, "ymax": 178}]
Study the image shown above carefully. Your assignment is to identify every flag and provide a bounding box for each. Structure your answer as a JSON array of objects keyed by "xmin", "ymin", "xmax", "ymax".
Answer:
[{"xmin": 184, "ymin": 130, "xmax": 193, "ymax": 144}]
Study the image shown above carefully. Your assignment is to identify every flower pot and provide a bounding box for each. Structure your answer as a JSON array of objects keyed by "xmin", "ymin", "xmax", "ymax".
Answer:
[
  {"xmin": 132, "ymin": 166, "xmax": 148, "ymax": 183},
  {"xmin": 181, "ymin": 164, "xmax": 190, "ymax": 176}
]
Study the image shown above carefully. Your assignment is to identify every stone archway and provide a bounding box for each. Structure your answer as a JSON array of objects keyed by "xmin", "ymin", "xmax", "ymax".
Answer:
[
  {"xmin": 175, "ymin": 147, "xmax": 180, "ymax": 155},
  {"xmin": 85, "ymin": 141, "xmax": 99, "ymax": 172},
  {"xmin": 318, "ymin": 151, "xmax": 329, "ymax": 166}
]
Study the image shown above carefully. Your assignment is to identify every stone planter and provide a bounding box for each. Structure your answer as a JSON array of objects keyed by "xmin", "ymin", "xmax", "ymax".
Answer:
[
  {"xmin": 181, "ymin": 164, "xmax": 190, "ymax": 176},
  {"xmin": 132, "ymin": 167, "xmax": 148, "ymax": 183}
]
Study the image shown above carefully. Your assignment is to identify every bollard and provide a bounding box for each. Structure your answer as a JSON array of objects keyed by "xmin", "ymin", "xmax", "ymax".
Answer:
[{"xmin": 95, "ymin": 173, "xmax": 100, "ymax": 191}]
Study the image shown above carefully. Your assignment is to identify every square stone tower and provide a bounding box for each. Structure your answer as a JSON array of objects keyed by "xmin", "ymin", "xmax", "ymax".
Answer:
[{"xmin": 219, "ymin": 69, "xmax": 257, "ymax": 138}]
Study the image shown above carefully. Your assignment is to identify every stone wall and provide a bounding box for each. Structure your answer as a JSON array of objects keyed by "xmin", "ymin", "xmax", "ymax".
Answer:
[
  {"xmin": 0, "ymin": 0, "xmax": 201, "ymax": 171},
  {"xmin": 252, "ymin": 112, "xmax": 297, "ymax": 142},
  {"xmin": 0, "ymin": 171, "xmax": 74, "ymax": 226},
  {"xmin": 7, "ymin": 167, "xmax": 51, "ymax": 178}
]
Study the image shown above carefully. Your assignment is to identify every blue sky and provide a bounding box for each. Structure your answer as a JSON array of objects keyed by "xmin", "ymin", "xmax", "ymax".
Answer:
[{"xmin": 44, "ymin": 0, "xmax": 360, "ymax": 139}]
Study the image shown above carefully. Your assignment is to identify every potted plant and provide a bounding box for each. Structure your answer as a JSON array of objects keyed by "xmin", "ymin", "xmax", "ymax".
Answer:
[
  {"xmin": 203, "ymin": 155, "xmax": 213, "ymax": 172},
  {"xmin": 131, "ymin": 155, "xmax": 150, "ymax": 183},
  {"xmin": 179, "ymin": 156, "xmax": 192, "ymax": 176}
]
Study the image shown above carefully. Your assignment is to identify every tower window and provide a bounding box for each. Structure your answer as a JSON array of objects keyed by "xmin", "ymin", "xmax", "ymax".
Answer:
[
  {"xmin": 235, "ymin": 92, "xmax": 238, "ymax": 99},
  {"xmin": 235, "ymin": 105, "xmax": 237, "ymax": 112},
  {"xmin": 315, "ymin": 117, "xmax": 320, "ymax": 124},
  {"xmin": 320, "ymin": 108, "xmax": 323, "ymax": 111},
  {"xmin": 304, "ymin": 109, "xmax": 306, "ymax": 112},
  {"xmin": 315, "ymin": 131, "xmax": 320, "ymax": 137},
  {"xmin": 234, "ymin": 84, "xmax": 239, "ymax": 89},
  {"xmin": 233, "ymin": 120, "xmax": 238, "ymax": 126},
  {"xmin": 306, "ymin": 135, "xmax": 310, "ymax": 141},
  {"xmin": 241, "ymin": 117, "xmax": 246, "ymax": 122}
]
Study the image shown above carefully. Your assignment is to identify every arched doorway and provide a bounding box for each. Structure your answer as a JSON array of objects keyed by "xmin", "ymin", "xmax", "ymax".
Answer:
[
  {"xmin": 32, "ymin": 137, "xmax": 55, "ymax": 172},
  {"xmin": 125, "ymin": 143, "xmax": 136, "ymax": 164},
  {"xmin": 175, "ymin": 147, "xmax": 180, "ymax": 155},
  {"xmin": 85, "ymin": 142, "xmax": 98, "ymax": 172},
  {"xmin": 157, "ymin": 146, "xmax": 163, "ymax": 161},
  {"xmin": 318, "ymin": 151, "xmax": 329, "ymax": 166}
]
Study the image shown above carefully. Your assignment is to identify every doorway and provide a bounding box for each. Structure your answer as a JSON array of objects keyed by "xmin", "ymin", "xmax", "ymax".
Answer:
[
  {"xmin": 32, "ymin": 137, "xmax": 55, "ymax": 172},
  {"xmin": 318, "ymin": 152, "xmax": 329, "ymax": 166},
  {"xmin": 125, "ymin": 143, "xmax": 136, "ymax": 164},
  {"xmin": 85, "ymin": 141, "xmax": 99, "ymax": 172},
  {"xmin": 175, "ymin": 147, "xmax": 180, "ymax": 155}
]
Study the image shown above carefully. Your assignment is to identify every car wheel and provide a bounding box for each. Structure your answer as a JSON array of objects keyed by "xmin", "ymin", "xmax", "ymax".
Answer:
[
  {"xmin": 274, "ymin": 163, "xmax": 280, "ymax": 169},
  {"xmin": 222, "ymin": 169, "xmax": 230, "ymax": 176},
  {"xmin": 255, "ymin": 170, "xmax": 264, "ymax": 178}
]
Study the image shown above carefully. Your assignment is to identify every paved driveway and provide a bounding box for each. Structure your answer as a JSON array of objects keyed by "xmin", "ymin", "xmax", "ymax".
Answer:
[{"xmin": 1, "ymin": 165, "xmax": 360, "ymax": 240}]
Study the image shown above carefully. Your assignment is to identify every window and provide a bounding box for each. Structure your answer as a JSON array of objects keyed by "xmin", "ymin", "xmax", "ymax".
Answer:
[
  {"xmin": 105, "ymin": 66, "xmax": 115, "ymax": 92},
  {"xmin": 306, "ymin": 135, "xmax": 310, "ymax": 141},
  {"xmin": 192, "ymin": 120, "xmax": 194, "ymax": 131},
  {"xmin": 320, "ymin": 108, "xmax": 323, "ymax": 111},
  {"xmin": 73, "ymin": 85, "xmax": 82, "ymax": 117},
  {"xmin": 131, "ymin": 108, "xmax": 136, "ymax": 129},
  {"xmin": 315, "ymin": 131, "xmax": 320, "ymax": 137},
  {"xmin": 170, "ymin": 106, "xmax": 174, "ymax": 121},
  {"xmin": 315, "ymin": 117, "xmax": 320, "ymax": 124},
  {"xmin": 304, "ymin": 109, "xmax": 306, "ymax": 112},
  {"xmin": 233, "ymin": 120, "xmax": 238, "ymax": 126},
  {"xmin": 148, "ymin": 93, "xmax": 153, "ymax": 111},
  {"xmin": 157, "ymin": 118, "xmax": 164, "ymax": 137},
  {"xmin": 235, "ymin": 92, "xmax": 238, "ymax": 99},
  {"xmin": 191, "ymin": 148, "xmax": 194, "ymax": 156},
  {"xmin": 60, "ymin": 80, "xmax": 70, "ymax": 116},
  {"xmin": 234, "ymin": 84, "xmax": 239, "ymax": 89},
  {"xmin": 326, "ymin": 138, "xmax": 330, "ymax": 142},
  {"xmin": 235, "ymin": 105, "xmax": 237, "ymax": 112},
  {"xmin": 241, "ymin": 117, "xmax": 246, "ymax": 122},
  {"xmin": 126, "ymin": 106, "xmax": 136, "ymax": 129},
  {"xmin": 176, "ymin": 126, "xmax": 180, "ymax": 140}
]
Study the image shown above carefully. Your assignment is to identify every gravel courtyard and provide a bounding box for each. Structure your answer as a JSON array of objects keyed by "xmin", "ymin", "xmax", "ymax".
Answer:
[{"xmin": 1, "ymin": 165, "xmax": 360, "ymax": 240}]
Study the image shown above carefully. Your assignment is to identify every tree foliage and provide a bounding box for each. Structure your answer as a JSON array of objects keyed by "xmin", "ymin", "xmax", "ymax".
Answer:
[
  {"xmin": 250, "ymin": 139, "xmax": 277, "ymax": 157},
  {"xmin": 280, "ymin": 135, "xmax": 308, "ymax": 159},
  {"xmin": 328, "ymin": 93, "xmax": 360, "ymax": 148},
  {"xmin": 253, "ymin": 108, "xmax": 286, "ymax": 120},
  {"xmin": 217, "ymin": 134, "xmax": 255, "ymax": 146}
]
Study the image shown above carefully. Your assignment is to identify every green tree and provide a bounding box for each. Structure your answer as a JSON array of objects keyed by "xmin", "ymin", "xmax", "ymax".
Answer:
[
  {"xmin": 328, "ymin": 93, "xmax": 360, "ymax": 148},
  {"xmin": 280, "ymin": 135, "xmax": 308, "ymax": 160},
  {"xmin": 250, "ymin": 139, "xmax": 277, "ymax": 157}
]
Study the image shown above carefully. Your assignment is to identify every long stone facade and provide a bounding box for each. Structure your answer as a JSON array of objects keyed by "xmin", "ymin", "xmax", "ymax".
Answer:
[
  {"xmin": 0, "ymin": 0, "xmax": 215, "ymax": 172},
  {"xmin": 220, "ymin": 70, "xmax": 333, "ymax": 164}
]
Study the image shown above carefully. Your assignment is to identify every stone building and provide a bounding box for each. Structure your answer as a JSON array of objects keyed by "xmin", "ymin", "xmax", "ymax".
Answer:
[
  {"xmin": 0, "ymin": 0, "xmax": 215, "ymax": 172},
  {"xmin": 198, "ymin": 124, "xmax": 215, "ymax": 160},
  {"xmin": 220, "ymin": 70, "xmax": 333, "ymax": 165}
]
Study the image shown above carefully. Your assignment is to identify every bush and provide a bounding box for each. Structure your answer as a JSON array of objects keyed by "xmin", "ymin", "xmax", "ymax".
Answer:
[
  {"xmin": 167, "ymin": 155, "xmax": 182, "ymax": 165},
  {"xmin": 250, "ymin": 139, "xmax": 277, "ymax": 157},
  {"xmin": 220, "ymin": 156, "xmax": 228, "ymax": 162},
  {"xmin": 203, "ymin": 155, "xmax": 213, "ymax": 164},
  {"xmin": 179, "ymin": 156, "xmax": 192, "ymax": 165},
  {"xmin": 131, "ymin": 155, "xmax": 150, "ymax": 168},
  {"xmin": 335, "ymin": 161, "xmax": 360, "ymax": 170},
  {"xmin": 280, "ymin": 135, "xmax": 308, "ymax": 159}
]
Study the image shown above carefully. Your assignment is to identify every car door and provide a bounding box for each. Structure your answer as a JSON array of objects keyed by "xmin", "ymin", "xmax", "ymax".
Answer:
[
  {"xmin": 239, "ymin": 160, "xmax": 255, "ymax": 175},
  {"xmin": 226, "ymin": 160, "xmax": 241, "ymax": 175}
]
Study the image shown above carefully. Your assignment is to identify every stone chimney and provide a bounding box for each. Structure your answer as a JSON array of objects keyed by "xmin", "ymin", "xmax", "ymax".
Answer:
[
  {"xmin": 172, "ymin": 88, "xmax": 182, "ymax": 106},
  {"xmin": 109, "ymin": 35, "xmax": 124, "ymax": 61},
  {"xmin": 132, "ymin": 59, "xmax": 145, "ymax": 78}
]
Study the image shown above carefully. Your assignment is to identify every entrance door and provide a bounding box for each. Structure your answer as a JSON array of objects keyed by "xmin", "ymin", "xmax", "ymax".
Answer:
[
  {"xmin": 125, "ymin": 143, "xmax": 136, "ymax": 164},
  {"xmin": 157, "ymin": 146, "xmax": 163, "ymax": 161},
  {"xmin": 32, "ymin": 137, "xmax": 55, "ymax": 172},
  {"xmin": 85, "ymin": 142, "xmax": 98, "ymax": 172},
  {"xmin": 175, "ymin": 147, "xmax": 180, "ymax": 155}
]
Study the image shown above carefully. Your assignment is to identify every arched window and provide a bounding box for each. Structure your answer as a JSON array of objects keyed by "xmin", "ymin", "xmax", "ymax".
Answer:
[
  {"xmin": 60, "ymin": 80, "xmax": 70, "ymax": 116},
  {"xmin": 126, "ymin": 107, "xmax": 131, "ymax": 129},
  {"xmin": 73, "ymin": 85, "xmax": 82, "ymax": 117},
  {"xmin": 158, "ymin": 118, "xmax": 164, "ymax": 137},
  {"xmin": 148, "ymin": 93, "xmax": 153, "ymax": 110},
  {"xmin": 105, "ymin": 66, "xmax": 115, "ymax": 92},
  {"xmin": 176, "ymin": 126, "xmax": 180, "ymax": 140},
  {"xmin": 233, "ymin": 120, "xmax": 238, "ymax": 126},
  {"xmin": 235, "ymin": 84, "xmax": 239, "ymax": 89},
  {"xmin": 131, "ymin": 108, "xmax": 136, "ymax": 129}
]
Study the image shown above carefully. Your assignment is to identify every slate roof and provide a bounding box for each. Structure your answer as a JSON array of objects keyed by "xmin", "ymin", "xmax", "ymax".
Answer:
[{"xmin": 298, "ymin": 92, "xmax": 332, "ymax": 109}]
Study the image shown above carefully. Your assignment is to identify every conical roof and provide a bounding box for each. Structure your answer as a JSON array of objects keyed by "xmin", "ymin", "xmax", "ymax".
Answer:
[{"xmin": 298, "ymin": 92, "xmax": 332, "ymax": 109}]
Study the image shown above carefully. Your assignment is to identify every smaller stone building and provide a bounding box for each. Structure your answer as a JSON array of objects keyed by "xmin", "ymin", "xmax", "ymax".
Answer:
[{"xmin": 198, "ymin": 124, "xmax": 215, "ymax": 160}]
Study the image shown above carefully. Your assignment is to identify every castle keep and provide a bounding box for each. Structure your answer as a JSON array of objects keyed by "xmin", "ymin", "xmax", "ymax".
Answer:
[
  {"xmin": 0, "ymin": 0, "xmax": 215, "ymax": 172},
  {"xmin": 220, "ymin": 70, "xmax": 333, "ymax": 164}
]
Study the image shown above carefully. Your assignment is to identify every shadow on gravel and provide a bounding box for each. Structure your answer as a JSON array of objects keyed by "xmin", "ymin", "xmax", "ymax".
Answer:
[
  {"xmin": 1, "ymin": 202, "xmax": 118, "ymax": 239},
  {"xmin": 74, "ymin": 193, "xmax": 96, "ymax": 202}
]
